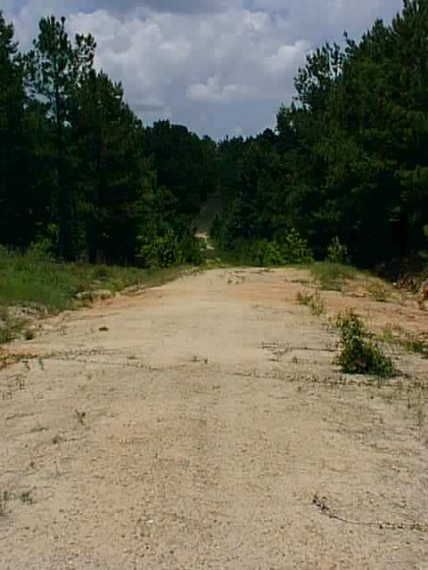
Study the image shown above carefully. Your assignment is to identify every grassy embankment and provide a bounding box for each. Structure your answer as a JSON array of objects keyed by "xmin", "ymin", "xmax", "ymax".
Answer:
[{"xmin": 0, "ymin": 246, "xmax": 190, "ymax": 344}]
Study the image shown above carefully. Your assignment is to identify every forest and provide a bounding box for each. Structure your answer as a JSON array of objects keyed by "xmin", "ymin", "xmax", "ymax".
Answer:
[{"xmin": 0, "ymin": 0, "xmax": 427, "ymax": 277}]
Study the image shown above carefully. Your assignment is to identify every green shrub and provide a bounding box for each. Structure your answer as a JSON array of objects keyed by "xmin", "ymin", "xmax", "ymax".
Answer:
[
  {"xmin": 253, "ymin": 240, "xmax": 284, "ymax": 266},
  {"xmin": 326, "ymin": 236, "xmax": 350, "ymax": 265},
  {"xmin": 334, "ymin": 310, "xmax": 396, "ymax": 377},
  {"xmin": 138, "ymin": 230, "xmax": 179, "ymax": 268},
  {"xmin": 180, "ymin": 236, "xmax": 207, "ymax": 265},
  {"xmin": 280, "ymin": 228, "xmax": 314, "ymax": 264},
  {"xmin": 137, "ymin": 231, "xmax": 207, "ymax": 268},
  {"xmin": 221, "ymin": 239, "xmax": 284, "ymax": 266}
]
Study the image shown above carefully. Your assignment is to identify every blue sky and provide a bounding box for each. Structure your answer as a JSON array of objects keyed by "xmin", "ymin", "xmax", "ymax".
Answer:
[{"xmin": 4, "ymin": 0, "xmax": 403, "ymax": 139}]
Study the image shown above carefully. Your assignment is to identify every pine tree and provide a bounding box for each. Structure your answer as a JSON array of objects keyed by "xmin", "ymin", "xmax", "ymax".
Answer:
[{"xmin": 26, "ymin": 16, "xmax": 96, "ymax": 259}]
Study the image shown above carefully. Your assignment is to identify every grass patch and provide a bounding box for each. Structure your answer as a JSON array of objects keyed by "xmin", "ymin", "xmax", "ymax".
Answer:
[
  {"xmin": 0, "ymin": 247, "xmax": 149, "ymax": 312},
  {"xmin": 296, "ymin": 290, "xmax": 325, "ymax": 316},
  {"xmin": 0, "ymin": 246, "xmax": 194, "ymax": 344},
  {"xmin": 381, "ymin": 325, "xmax": 428, "ymax": 359},
  {"xmin": 367, "ymin": 281, "xmax": 390, "ymax": 302},
  {"xmin": 335, "ymin": 310, "xmax": 396, "ymax": 377},
  {"xmin": 309, "ymin": 262, "xmax": 357, "ymax": 291}
]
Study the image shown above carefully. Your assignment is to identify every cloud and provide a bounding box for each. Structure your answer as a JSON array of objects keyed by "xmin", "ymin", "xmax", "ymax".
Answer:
[
  {"xmin": 6, "ymin": 0, "xmax": 403, "ymax": 138},
  {"xmin": 86, "ymin": 0, "xmax": 242, "ymax": 14},
  {"xmin": 64, "ymin": 6, "xmax": 310, "ymax": 138},
  {"xmin": 187, "ymin": 77, "xmax": 254, "ymax": 104}
]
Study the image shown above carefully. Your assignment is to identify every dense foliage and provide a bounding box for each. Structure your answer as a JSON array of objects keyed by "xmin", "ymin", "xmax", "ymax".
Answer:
[
  {"xmin": 1, "ymin": 2, "xmax": 427, "ymax": 273},
  {"xmin": 0, "ymin": 13, "xmax": 211, "ymax": 266},
  {"xmin": 215, "ymin": 0, "xmax": 428, "ymax": 273}
]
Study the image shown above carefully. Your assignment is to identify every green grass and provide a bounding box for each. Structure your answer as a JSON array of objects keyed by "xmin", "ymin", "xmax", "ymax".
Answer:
[
  {"xmin": 309, "ymin": 262, "xmax": 358, "ymax": 291},
  {"xmin": 0, "ymin": 248, "xmax": 145, "ymax": 312},
  {"xmin": 0, "ymin": 246, "xmax": 193, "ymax": 344}
]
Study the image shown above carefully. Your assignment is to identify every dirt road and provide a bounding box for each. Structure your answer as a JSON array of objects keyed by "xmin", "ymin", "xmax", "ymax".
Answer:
[{"xmin": 1, "ymin": 268, "xmax": 428, "ymax": 569}]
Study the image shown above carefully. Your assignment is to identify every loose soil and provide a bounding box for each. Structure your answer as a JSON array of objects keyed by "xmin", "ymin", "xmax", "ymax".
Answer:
[{"xmin": 1, "ymin": 267, "xmax": 427, "ymax": 569}]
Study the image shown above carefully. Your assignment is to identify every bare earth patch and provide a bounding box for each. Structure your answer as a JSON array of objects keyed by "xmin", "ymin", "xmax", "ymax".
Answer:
[{"xmin": 1, "ymin": 267, "xmax": 427, "ymax": 569}]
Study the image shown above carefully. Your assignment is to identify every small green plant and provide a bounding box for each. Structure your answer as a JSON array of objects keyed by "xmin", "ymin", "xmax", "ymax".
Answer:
[
  {"xmin": 335, "ymin": 310, "xmax": 396, "ymax": 377},
  {"xmin": 326, "ymin": 236, "xmax": 350, "ymax": 264},
  {"xmin": 296, "ymin": 290, "xmax": 325, "ymax": 316}
]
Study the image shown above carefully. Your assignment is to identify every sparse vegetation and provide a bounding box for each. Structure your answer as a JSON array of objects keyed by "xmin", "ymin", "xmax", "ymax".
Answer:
[
  {"xmin": 381, "ymin": 325, "xmax": 428, "ymax": 358},
  {"xmin": 296, "ymin": 290, "xmax": 325, "ymax": 316},
  {"xmin": 335, "ymin": 310, "xmax": 396, "ymax": 377},
  {"xmin": 367, "ymin": 281, "xmax": 390, "ymax": 302},
  {"xmin": 0, "ymin": 247, "xmax": 194, "ymax": 345},
  {"xmin": 74, "ymin": 409, "xmax": 86, "ymax": 425},
  {"xmin": 0, "ymin": 490, "xmax": 10, "ymax": 516},
  {"xmin": 19, "ymin": 490, "xmax": 33, "ymax": 505},
  {"xmin": 309, "ymin": 262, "xmax": 357, "ymax": 291},
  {"xmin": 0, "ymin": 246, "xmax": 145, "ymax": 312},
  {"xmin": 0, "ymin": 307, "xmax": 26, "ymax": 344}
]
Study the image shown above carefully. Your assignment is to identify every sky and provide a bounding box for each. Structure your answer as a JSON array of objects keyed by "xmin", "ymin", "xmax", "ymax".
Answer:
[{"xmin": 4, "ymin": 0, "xmax": 403, "ymax": 139}]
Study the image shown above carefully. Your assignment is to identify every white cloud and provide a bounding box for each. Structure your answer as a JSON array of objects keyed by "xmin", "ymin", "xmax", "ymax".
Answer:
[
  {"xmin": 7, "ymin": 0, "xmax": 403, "ymax": 138},
  {"xmin": 264, "ymin": 40, "xmax": 311, "ymax": 74},
  {"xmin": 65, "ymin": 6, "xmax": 311, "ymax": 136},
  {"xmin": 187, "ymin": 76, "xmax": 255, "ymax": 103}
]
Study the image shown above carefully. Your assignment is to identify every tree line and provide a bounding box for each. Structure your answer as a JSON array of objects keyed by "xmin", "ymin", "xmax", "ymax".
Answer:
[
  {"xmin": 215, "ymin": 0, "xmax": 428, "ymax": 274},
  {"xmin": 1, "ymin": 1, "xmax": 427, "ymax": 273},
  {"xmin": 0, "ymin": 13, "xmax": 216, "ymax": 266}
]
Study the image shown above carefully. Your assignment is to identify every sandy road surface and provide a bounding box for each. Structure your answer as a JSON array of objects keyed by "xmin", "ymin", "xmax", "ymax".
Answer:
[{"xmin": 1, "ymin": 268, "xmax": 428, "ymax": 569}]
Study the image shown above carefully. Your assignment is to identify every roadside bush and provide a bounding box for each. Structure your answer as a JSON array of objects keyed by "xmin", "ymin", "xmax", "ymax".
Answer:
[
  {"xmin": 137, "ymin": 231, "xmax": 207, "ymax": 268},
  {"xmin": 221, "ymin": 239, "xmax": 283, "ymax": 266},
  {"xmin": 334, "ymin": 310, "xmax": 396, "ymax": 377},
  {"xmin": 253, "ymin": 240, "xmax": 283, "ymax": 266},
  {"xmin": 138, "ymin": 231, "xmax": 179, "ymax": 268},
  {"xmin": 180, "ymin": 236, "xmax": 207, "ymax": 265},
  {"xmin": 280, "ymin": 228, "xmax": 314, "ymax": 264},
  {"xmin": 326, "ymin": 236, "xmax": 350, "ymax": 265}
]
